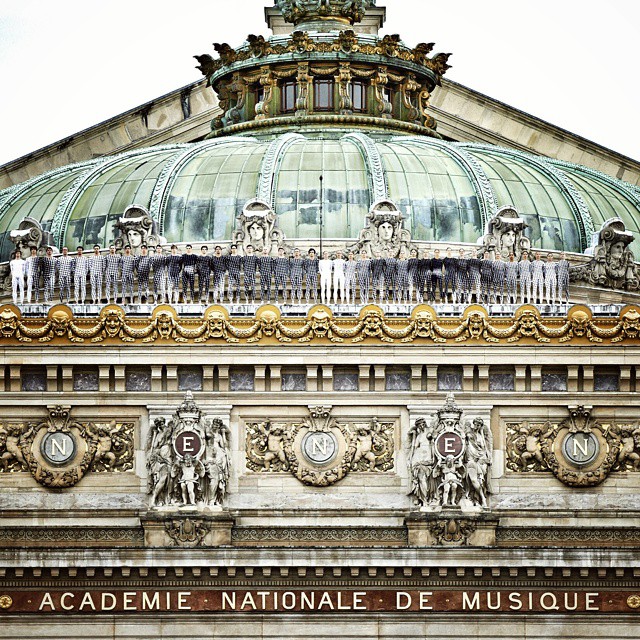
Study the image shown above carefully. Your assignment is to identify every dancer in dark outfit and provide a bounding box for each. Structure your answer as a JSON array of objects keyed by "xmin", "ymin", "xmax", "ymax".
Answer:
[
  {"xmin": 468, "ymin": 252, "xmax": 482, "ymax": 304},
  {"xmin": 371, "ymin": 251, "xmax": 386, "ymax": 304},
  {"xmin": 135, "ymin": 245, "xmax": 151, "ymax": 303},
  {"xmin": 430, "ymin": 249, "xmax": 444, "ymax": 303},
  {"xmin": 181, "ymin": 245, "xmax": 197, "ymax": 303},
  {"xmin": 304, "ymin": 248, "xmax": 319, "ymax": 303},
  {"xmin": 166, "ymin": 245, "xmax": 183, "ymax": 305},
  {"xmin": 42, "ymin": 247, "xmax": 56, "ymax": 305},
  {"xmin": 491, "ymin": 253, "xmax": 507, "ymax": 304},
  {"xmin": 356, "ymin": 250, "xmax": 371, "ymax": 305},
  {"xmin": 243, "ymin": 245, "xmax": 259, "ymax": 304},
  {"xmin": 557, "ymin": 252, "xmax": 570, "ymax": 304},
  {"xmin": 211, "ymin": 246, "xmax": 227, "ymax": 304},
  {"xmin": 443, "ymin": 248, "xmax": 457, "ymax": 303},
  {"xmin": 196, "ymin": 246, "xmax": 211, "ymax": 303},
  {"xmin": 121, "ymin": 246, "xmax": 137, "ymax": 304},
  {"xmin": 257, "ymin": 247, "xmax": 274, "ymax": 302},
  {"xmin": 518, "ymin": 251, "xmax": 532, "ymax": 304},
  {"xmin": 151, "ymin": 246, "xmax": 168, "ymax": 304},
  {"xmin": 417, "ymin": 249, "xmax": 432, "ymax": 302},
  {"xmin": 454, "ymin": 248, "xmax": 468, "ymax": 304},
  {"xmin": 383, "ymin": 251, "xmax": 398, "ymax": 303},
  {"xmin": 56, "ymin": 247, "xmax": 74, "ymax": 304},
  {"xmin": 226, "ymin": 245, "xmax": 243, "ymax": 304},
  {"xmin": 396, "ymin": 251, "xmax": 410, "ymax": 304},
  {"xmin": 273, "ymin": 247, "xmax": 290, "ymax": 303},
  {"xmin": 480, "ymin": 252, "xmax": 493, "ymax": 305},
  {"xmin": 505, "ymin": 254, "xmax": 519, "ymax": 304},
  {"xmin": 289, "ymin": 248, "xmax": 304, "ymax": 304},
  {"xmin": 104, "ymin": 245, "xmax": 122, "ymax": 304}
]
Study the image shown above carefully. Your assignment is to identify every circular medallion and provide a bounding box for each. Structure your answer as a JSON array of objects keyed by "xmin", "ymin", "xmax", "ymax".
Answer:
[
  {"xmin": 562, "ymin": 432, "xmax": 599, "ymax": 467},
  {"xmin": 40, "ymin": 432, "xmax": 76, "ymax": 466},
  {"xmin": 174, "ymin": 430, "xmax": 203, "ymax": 458},
  {"xmin": 301, "ymin": 431, "xmax": 338, "ymax": 465},
  {"xmin": 0, "ymin": 596, "xmax": 12, "ymax": 609},
  {"xmin": 435, "ymin": 431, "xmax": 464, "ymax": 459},
  {"xmin": 627, "ymin": 595, "xmax": 640, "ymax": 609}
]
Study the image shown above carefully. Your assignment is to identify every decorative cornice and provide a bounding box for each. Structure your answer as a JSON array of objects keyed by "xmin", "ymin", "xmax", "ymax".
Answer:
[
  {"xmin": 0, "ymin": 527, "xmax": 143, "ymax": 547},
  {"xmin": 497, "ymin": 527, "xmax": 640, "ymax": 547},
  {"xmin": 232, "ymin": 526, "xmax": 407, "ymax": 546},
  {"xmin": 0, "ymin": 302, "xmax": 639, "ymax": 346}
]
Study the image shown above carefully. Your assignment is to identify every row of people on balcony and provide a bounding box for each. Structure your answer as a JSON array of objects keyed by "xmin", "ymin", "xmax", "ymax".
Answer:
[{"xmin": 8, "ymin": 243, "xmax": 569, "ymax": 307}]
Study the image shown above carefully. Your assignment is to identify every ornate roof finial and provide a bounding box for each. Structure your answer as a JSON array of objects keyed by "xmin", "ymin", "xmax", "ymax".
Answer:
[{"xmin": 275, "ymin": 0, "xmax": 370, "ymax": 27}]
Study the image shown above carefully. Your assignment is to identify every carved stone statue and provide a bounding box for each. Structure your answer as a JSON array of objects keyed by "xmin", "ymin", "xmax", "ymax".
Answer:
[
  {"xmin": 350, "ymin": 199, "xmax": 415, "ymax": 258},
  {"xmin": 571, "ymin": 218, "xmax": 639, "ymax": 291},
  {"xmin": 232, "ymin": 199, "xmax": 288, "ymax": 256},
  {"xmin": 408, "ymin": 393, "xmax": 492, "ymax": 509},
  {"xmin": 114, "ymin": 205, "xmax": 165, "ymax": 254},
  {"xmin": 9, "ymin": 217, "xmax": 56, "ymax": 258},
  {"xmin": 147, "ymin": 392, "xmax": 231, "ymax": 509},
  {"xmin": 480, "ymin": 205, "xmax": 530, "ymax": 260}
]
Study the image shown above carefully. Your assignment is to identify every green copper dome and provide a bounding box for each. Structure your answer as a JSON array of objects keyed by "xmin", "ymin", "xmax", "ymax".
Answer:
[{"xmin": 1, "ymin": 131, "xmax": 639, "ymax": 260}]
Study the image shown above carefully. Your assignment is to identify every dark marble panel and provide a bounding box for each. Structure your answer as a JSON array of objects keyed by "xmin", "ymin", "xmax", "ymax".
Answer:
[
  {"xmin": 333, "ymin": 373, "xmax": 359, "ymax": 392},
  {"xmin": 489, "ymin": 373, "xmax": 515, "ymax": 391},
  {"xmin": 385, "ymin": 372, "xmax": 411, "ymax": 391},
  {"xmin": 282, "ymin": 373, "xmax": 306, "ymax": 391},
  {"xmin": 21, "ymin": 373, "xmax": 47, "ymax": 392},
  {"xmin": 126, "ymin": 370, "xmax": 152, "ymax": 392},
  {"xmin": 230, "ymin": 372, "xmax": 254, "ymax": 392},
  {"xmin": 541, "ymin": 373, "xmax": 567, "ymax": 392},
  {"xmin": 73, "ymin": 372, "xmax": 99, "ymax": 391}
]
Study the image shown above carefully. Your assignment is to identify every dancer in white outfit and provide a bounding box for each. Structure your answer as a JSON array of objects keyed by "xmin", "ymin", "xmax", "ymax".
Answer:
[
  {"xmin": 10, "ymin": 251, "xmax": 25, "ymax": 305},
  {"xmin": 319, "ymin": 251, "xmax": 333, "ymax": 305},
  {"xmin": 333, "ymin": 250, "xmax": 346, "ymax": 304}
]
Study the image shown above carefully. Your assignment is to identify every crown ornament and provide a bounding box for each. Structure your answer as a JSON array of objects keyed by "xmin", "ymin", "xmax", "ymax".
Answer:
[{"xmin": 275, "ymin": 0, "xmax": 371, "ymax": 26}]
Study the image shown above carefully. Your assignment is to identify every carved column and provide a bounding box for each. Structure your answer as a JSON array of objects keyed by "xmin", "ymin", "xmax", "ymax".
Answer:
[
  {"xmin": 295, "ymin": 62, "xmax": 311, "ymax": 117},
  {"xmin": 336, "ymin": 62, "xmax": 353, "ymax": 115},
  {"xmin": 372, "ymin": 66, "xmax": 393, "ymax": 119},
  {"xmin": 255, "ymin": 66, "xmax": 275, "ymax": 120}
]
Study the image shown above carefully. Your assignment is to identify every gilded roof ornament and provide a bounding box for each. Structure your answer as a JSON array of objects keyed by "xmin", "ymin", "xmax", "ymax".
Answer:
[{"xmin": 275, "ymin": 0, "xmax": 370, "ymax": 26}]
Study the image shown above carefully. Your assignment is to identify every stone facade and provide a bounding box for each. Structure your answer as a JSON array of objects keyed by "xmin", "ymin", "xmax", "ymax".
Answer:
[{"xmin": 1, "ymin": 2, "xmax": 640, "ymax": 639}]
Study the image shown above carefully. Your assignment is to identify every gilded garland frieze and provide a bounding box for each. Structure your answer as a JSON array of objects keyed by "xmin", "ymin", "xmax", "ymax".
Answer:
[
  {"xmin": 505, "ymin": 406, "xmax": 640, "ymax": 487},
  {"xmin": 245, "ymin": 407, "xmax": 394, "ymax": 487},
  {"xmin": 0, "ymin": 406, "xmax": 134, "ymax": 488},
  {"xmin": 1, "ymin": 303, "xmax": 639, "ymax": 347},
  {"xmin": 196, "ymin": 32, "xmax": 450, "ymax": 82}
]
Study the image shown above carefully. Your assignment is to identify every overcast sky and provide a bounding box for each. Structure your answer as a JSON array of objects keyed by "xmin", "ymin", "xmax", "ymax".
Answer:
[{"xmin": 0, "ymin": 0, "xmax": 638, "ymax": 168}]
